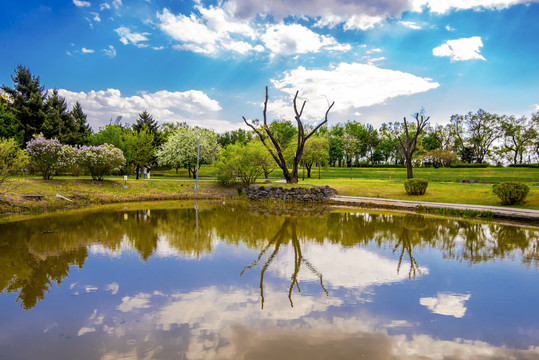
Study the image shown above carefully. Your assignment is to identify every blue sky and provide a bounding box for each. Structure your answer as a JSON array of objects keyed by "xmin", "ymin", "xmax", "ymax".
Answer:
[{"xmin": 1, "ymin": 0, "xmax": 538, "ymax": 132}]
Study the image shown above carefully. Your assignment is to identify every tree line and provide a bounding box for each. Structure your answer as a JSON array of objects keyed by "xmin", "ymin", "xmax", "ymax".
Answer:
[{"xmin": 1, "ymin": 65, "xmax": 538, "ymax": 185}]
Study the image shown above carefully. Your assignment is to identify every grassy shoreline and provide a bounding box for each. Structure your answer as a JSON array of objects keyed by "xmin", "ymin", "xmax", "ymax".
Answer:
[{"xmin": 2, "ymin": 164, "xmax": 539, "ymax": 216}]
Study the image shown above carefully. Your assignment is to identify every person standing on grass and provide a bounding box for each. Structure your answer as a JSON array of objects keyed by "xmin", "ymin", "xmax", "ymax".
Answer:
[
  {"xmin": 147, "ymin": 166, "xmax": 151, "ymax": 180},
  {"xmin": 136, "ymin": 164, "xmax": 140, "ymax": 180},
  {"xmin": 142, "ymin": 166, "xmax": 147, "ymax": 180}
]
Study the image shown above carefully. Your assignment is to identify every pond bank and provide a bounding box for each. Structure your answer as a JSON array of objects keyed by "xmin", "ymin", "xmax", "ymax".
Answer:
[{"xmin": 0, "ymin": 178, "xmax": 238, "ymax": 215}]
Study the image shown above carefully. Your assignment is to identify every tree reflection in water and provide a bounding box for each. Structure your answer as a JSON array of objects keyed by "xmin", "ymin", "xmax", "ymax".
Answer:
[
  {"xmin": 241, "ymin": 217, "xmax": 328, "ymax": 309},
  {"xmin": 1, "ymin": 202, "xmax": 537, "ymax": 310}
]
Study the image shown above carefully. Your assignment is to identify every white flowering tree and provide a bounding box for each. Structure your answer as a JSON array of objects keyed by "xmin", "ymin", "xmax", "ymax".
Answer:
[
  {"xmin": 78, "ymin": 144, "xmax": 126, "ymax": 181},
  {"xmin": 156, "ymin": 127, "xmax": 219, "ymax": 178},
  {"xmin": 25, "ymin": 134, "xmax": 76, "ymax": 180}
]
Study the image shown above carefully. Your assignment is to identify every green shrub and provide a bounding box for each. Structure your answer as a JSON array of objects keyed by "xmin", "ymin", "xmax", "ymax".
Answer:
[
  {"xmin": 404, "ymin": 178, "xmax": 428, "ymax": 195},
  {"xmin": 492, "ymin": 182, "xmax": 530, "ymax": 205},
  {"xmin": 508, "ymin": 163, "xmax": 539, "ymax": 168}
]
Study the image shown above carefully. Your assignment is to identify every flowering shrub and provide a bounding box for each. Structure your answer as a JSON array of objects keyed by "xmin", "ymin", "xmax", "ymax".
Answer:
[
  {"xmin": 25, "ymin": 134, "xmax": 76, "ymax": 180},
  {"xmin": 78, "ymin": 144, "xmax": 125, "ymax": 180}
]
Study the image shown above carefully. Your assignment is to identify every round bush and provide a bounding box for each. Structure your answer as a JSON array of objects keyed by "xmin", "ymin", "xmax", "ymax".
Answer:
[
  {"xmin": 404, "ymin": 178, "xmax": 429, "ymax": 195},
  {"xmin": 492, "ymin": 182, "xmax": 529, "ymax": 205}
]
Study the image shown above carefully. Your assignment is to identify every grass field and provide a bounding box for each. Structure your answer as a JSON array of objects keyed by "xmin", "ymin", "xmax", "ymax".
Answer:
[
  {"xmin": 154, "ymin": 165, "xmax": 539, "ymax": 185},
  {"xmin": 3, "ymin": 165, "xmax": 538, "ymax": 214}
]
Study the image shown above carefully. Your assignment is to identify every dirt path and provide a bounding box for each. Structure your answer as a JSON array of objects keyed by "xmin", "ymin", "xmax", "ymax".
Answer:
[{"xmin": 329, "ymin": 195, "xmax": 539, "ymax": 223}]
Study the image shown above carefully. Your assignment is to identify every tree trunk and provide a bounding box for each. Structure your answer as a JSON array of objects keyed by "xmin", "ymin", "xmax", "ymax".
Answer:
[
  {"xmin": 306, "ymin": 165, "xmax": 312, "ymax": 178},
  {"xmin": 406, "ymin": 159, "xmax": 414, "ymax": 179}
]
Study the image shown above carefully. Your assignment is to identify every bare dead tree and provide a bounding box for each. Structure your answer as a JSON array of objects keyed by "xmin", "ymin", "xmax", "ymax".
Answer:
[
  {"xmin": 398, "ymin": 110, "xmax": 430, "ymax": 179},
  {"xmin": 243, "ymin": 86, "xmax": 334, "ymax": 184}
]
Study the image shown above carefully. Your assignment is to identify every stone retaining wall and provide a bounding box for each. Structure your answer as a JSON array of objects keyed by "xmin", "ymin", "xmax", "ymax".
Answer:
[{"xmin": 245, "ymin": 185, "xmax": 337, "ymax": 202}]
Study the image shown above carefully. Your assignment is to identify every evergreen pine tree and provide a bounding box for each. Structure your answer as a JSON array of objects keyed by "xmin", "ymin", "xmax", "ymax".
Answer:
[{"xmin": 1, "ymin": 65, "xmax": 47, "ymax": 144}]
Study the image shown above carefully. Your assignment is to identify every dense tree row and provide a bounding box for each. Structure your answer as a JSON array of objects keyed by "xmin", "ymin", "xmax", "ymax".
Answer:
[{"xmin": 1, "ymin": 65, "xmax": 539, "ymax": 184}]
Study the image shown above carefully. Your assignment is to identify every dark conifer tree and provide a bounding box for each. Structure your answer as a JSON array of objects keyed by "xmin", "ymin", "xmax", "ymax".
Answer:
[{"xmin": 1, "ymin": 65, "xmax": 47, "ymax": 144}]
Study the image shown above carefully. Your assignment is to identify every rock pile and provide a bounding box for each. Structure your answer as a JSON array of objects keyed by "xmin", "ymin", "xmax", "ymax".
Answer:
[{"xmin": 245, "ymin": 185, "xmax": 337, "ymax": 202}]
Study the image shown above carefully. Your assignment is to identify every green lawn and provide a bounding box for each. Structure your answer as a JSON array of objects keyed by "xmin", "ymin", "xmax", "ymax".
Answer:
[{"xmin": 153, "ymin": 165, "xmax": 539, "ymax": 185}]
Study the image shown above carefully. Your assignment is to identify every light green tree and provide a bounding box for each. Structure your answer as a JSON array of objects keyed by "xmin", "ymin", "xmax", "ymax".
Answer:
[
  {"xmin": 156, "ymin": 127, "xmax": 219, "ymax": 178},
  {"xmin": 215, "ymin": 141, "xmax": 267, "ymax": 189},
  {"xmin": 0, "ymin": 138, "xmax": 28, "ymax": 193}
]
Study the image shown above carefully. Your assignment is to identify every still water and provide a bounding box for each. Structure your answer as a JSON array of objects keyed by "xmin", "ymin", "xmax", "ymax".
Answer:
[{"xmin": 1, "ymin": 201, "xmax": 538, "ymax": 359}]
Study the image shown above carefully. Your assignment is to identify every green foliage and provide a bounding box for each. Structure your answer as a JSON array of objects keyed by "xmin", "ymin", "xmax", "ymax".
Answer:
[
  {"xmin": 404, "ymin": 178, "xmax": 429, "ymax": 195},
  {"xmin": 215, "ymin": 142, "xmax": 268, "ymax": 188},
  {"xmin": 42, "ymin": 89, "xmax": 78, "ymax": 144},
  {"xmin": 70, "ymin": 101, "xmax": 92, "ymax": 145},
  {"xmin": 268, "ymin": 119, "xmax": 297, "ymax": 149},
  {"xmin": 156, "ymin": 126, "xmax": 219, "ymax": 178},
  {"xmin": 0, "ymin": 138, "xmax": 28, "ymax": 192},
  {"xmin": 89, "ymin": 123, "xmax": 130, "ymax": 158},
  {"xmin": 492, "ymin": 182, "xmax": 530, "ymax": 205},
  {"xmin": 1, "ymin": 65, "xmax": 47, "ymax": 144},
  {"xmin": 217, "ymin": 128, "xmax": 253, "ymax": 147},
  {"xmin": 124, "ymin": 127, "xmax": 155, "ymax": 166},
  {"xmin": 0, "ymin": 100, "xmax": 24, "ymax": 145},
  {"xmin": 133, "ymin": 111, "xmax": 163, "ymax": 149}
]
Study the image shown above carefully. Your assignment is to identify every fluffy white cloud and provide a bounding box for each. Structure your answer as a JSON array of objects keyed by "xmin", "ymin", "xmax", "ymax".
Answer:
[
  {"xmin": 73, "ymin": 0, "xmax": 91, "ymax": 7},
  {"xmin": 410, "ymin": 0, "xmax": 533, "ymax": 13},
  {"xmin": 157, "ymin": 6, "xmax": 349, "ymax": 56},
  {"xmin": 420, "ymin": 292, "xmax": 471, "ymax": 318},
  {"xmin": 81, "ymin": 47, "xmax": 94, "ymax": 54},
  {"xmin": 157, "ymin": 6, "xmax": 256, "ymax": 55},
  {"xmin": 117, "ymin": 293, "xmax": 152, "ymax": 312},
  {"xmin": 261, "ymin": 23, "xmax": 347, "ymax": 55},
  {"xmin": 268, "ymin": 63, "xmax": 439, "ymax": 121},
  {"xmin": 56, "ymin": 88, "xmax": 233, "ymax": 132},
  {"xmin": 114, "ymin": 26, "xmax": 150, "ymax": 48},
  {"xmin": 269, "ymin": 242, "xmax": 428, "ymax": 288},
  {"xmin": 433, "ymin": 36, "xmax": 486, "ymax": 61}
]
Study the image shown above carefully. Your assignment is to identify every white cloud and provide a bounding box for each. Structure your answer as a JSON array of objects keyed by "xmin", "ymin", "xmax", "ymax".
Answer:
[
  {"xmin": 102, "ymin": 45, "xmax": 116, "ymax": 58},
  {"xmin": 57, "ymin": 88, "xmax": 227, "ymax": 131},
  {"xmin": 269, "ymin": 63, "xmax": 439, "ymax": 121},
  {"xmin": 157, "ymin": 6, "xmax": 257, "ymax": 55},
  {"xmin": 105, "ymin": 283, "xmax": 119, "ymax": 295},
  {"xmin": 91, "ymin": 12, "xmax": 101, "ymax": 22},
  {"xmin": 420, "ymin": 292, "xmax": 471, "ymax": 318},
  {"xmin": 269, "ymin": 243, "xmax": 428, "ymax": 289},
  {"xmin": 77, "ymin": 327, "xmax": 96, "ymax": 336},
  {"xmin": 400, "ymin": 21, "xmax": 421, "ymax": 30},
  {"xmin": 534, "ymin": 104, "xmax": 539, "ymax": 112},
  {"xmin": 445, "ymin": 24, "xmax": 455, "ymax": 31},
  {"xmin": 433, "ymin": 36, "xmax": 486, "ymax": 61},
  {"xmin": 261, "ymin": 23, "xmax": 347, "ymax": 55},
  {"xmin": 343, "ymin": 14, "xmax": 384, "ymax": 30},
  {"xmin": 81, "ymin": 47, "xmax": 94, "ymax": 54},
  {"xmin": 114, "ymin": 26, "xmax": 150, "ymax": 48},
  {"xmin": 73, "ymin": 0, "xmax": 91, "ymax": 7},
  {"xmin": 366, "ymin": 48, "xmax": 382, "ymax": 54},
  {"xmin": 100, "ymin": 2, "xmax": 111, "ymax": 10},
  {"xmin": 117, "ymin": 293, "xmax": 151, "ymax": 312},
  {"xmin": 410, "ymin": 0, "xmax": 532, "ymax": 14}
]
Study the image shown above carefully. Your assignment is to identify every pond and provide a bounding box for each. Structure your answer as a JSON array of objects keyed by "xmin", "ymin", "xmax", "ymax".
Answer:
[{"xmin": 1, "ymin": 201, "xmax": 538, "ymax": 359}]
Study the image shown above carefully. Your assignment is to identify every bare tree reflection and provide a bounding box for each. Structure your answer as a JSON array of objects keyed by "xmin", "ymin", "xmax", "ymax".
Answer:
[
  {"xmin": 393, "ymin": 215, "xmax": 425, "ymax": 279},
  {"xmin": 241, "ymin": 217, "xmax": 328, "ymax": 309}
]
